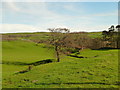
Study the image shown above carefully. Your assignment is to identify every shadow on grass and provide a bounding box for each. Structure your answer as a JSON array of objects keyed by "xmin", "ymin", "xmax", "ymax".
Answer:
[
  {"xmin": 35, "ymin": 82, "xmax": 119, "ymax": 85},
  {"xmin": 68, "ymin": 55, "xmax": 87, "ymax": 58},
  {"xmin": 11, "ymin": 59, "xmax": 55, "ymax": 74},
  {"xmin": 2, "ymin": 59, "xmax": 55, "ymax": 66},
  {"xmin": 93, "ymin": 47, "xmax": 118, "ymax": 50},
  {"xmin": 28, "ymin": 59, "xmax": 54, "ymax": 66}
]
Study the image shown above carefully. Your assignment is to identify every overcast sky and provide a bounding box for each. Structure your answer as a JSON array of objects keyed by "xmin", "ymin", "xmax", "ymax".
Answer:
[{"xmin": 0, "ymin": 0, "xmax": 118, "ymax": 33}]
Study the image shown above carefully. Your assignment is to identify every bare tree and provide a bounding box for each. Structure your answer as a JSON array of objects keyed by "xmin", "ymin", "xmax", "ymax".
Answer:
[
  {"xmin": 68, "ymin": 33, "xmax": 93, "ymax": 51},
  {"xmin": 48, "ymin": 28, "xmax": 70, "ymax": 62}
]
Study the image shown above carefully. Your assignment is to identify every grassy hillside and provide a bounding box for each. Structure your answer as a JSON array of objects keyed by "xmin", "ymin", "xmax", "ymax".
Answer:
[
  {"xmin": 2, "ymin": 40, "xmax": 54, "ymax": 63},
  {"xmin": 2, "ymin": 32, "xmax": 102, "ymax": 42},
  {"xmin": 87, "ymin": 32, "xmax": 102, "ymax": 38},
  {"xmin": 2, "ymin": 40, "xmax": 119, "ymax": 88}
]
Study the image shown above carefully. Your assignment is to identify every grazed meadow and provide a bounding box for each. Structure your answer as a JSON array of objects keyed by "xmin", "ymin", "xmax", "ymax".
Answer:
[
  {"xmin": 1, "ymin": 1, "xmax": 119, "ymax": 89},
  {"xmin": 1, "ymin": 32, "xmax": 119, "ymax": 88}
]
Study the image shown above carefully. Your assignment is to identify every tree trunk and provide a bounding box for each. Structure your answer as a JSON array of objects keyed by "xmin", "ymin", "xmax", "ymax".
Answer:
[
  {"xmin": 55, "ymin": 46, "xmax": 60, "ymax": 62},
  {"xmin": 81, "ymin": 46, "xmax": 83, "ymax": 50}
]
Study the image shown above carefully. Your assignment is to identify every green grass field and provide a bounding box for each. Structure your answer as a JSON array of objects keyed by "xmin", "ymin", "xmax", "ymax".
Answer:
[
  {"xmin": 87, "ymin": 32, "xmax": 102, "ymax": 38},
  {"xmin": 2, "ymin": 39, "xmax": 119, "ymax": 88}
]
